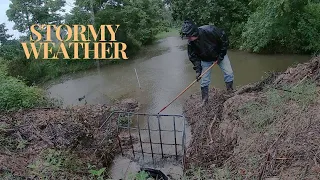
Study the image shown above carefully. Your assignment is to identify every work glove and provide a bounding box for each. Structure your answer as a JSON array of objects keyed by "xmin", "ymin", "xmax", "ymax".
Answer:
[
  {"xmin": 196, "ymin": 72, "xmax": 201, "ymax": 82},
  {"xmin": 217, "ymin": 55, "xmax": 224, "ymax": 64},
  {"xmin": 193, "ymin": 64, "xmax": 202, "ymax": 81}
]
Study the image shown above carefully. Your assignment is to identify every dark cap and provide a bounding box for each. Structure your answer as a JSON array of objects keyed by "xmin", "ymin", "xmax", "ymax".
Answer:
[{"xmin": 180, "ymin": 20, "xmax": 199, "ymax": 39}]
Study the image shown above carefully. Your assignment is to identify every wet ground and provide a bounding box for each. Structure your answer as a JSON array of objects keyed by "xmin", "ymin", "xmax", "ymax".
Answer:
[{"xmin": 43, "ymin": 36, "xmax": 310, "ymax": 179}]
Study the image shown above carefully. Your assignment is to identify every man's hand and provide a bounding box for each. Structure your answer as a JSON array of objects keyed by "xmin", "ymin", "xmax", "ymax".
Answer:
[
  {"xmin": 196, "ymin": 72, "xmax": 201, "ymax": 82},
  {"xmin": 217, "ymin": 55, "xmax": 224, "ymax": 64}
]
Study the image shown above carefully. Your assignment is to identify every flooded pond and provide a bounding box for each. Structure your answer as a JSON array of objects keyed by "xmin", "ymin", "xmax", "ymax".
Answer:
[{"xmin": 44, "ymin": 36, "xmax": 310, "ymax": 179}]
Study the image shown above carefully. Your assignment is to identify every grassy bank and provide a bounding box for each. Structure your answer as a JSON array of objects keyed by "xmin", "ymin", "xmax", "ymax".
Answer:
[{"xmin": 155, "ymin": 27, "xmax": 179, "ymax": 40}]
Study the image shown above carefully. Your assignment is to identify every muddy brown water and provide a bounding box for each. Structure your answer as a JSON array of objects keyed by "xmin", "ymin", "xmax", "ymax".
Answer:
[{"xmin": 44, "ymin": 36, "xmax": 310, "ymax": 179}]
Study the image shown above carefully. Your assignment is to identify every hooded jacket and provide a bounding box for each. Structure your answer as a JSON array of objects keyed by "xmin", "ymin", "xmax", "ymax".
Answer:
[{"xmin": 187, "ymin": 25, "xmax": 229, "ymax": 73}]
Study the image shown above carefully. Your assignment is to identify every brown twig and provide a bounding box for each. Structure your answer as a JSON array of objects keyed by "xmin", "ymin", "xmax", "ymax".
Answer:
[
  {"xmin": 314, "ymin": 156, "xmax": 320, "ymax": 168},
  {"xmin": 32, "ymin": 125, "xmax": 54, "ymax": 146},
  {"xmin": 208, "ymin": 115, "xmax": 217, "ymax": 145},
  {"xmin": 294, "ymin": 75, "xmax": 309, "ymax": 88},
  {"xmin": 275, "ymin": 157, "xmax": 292, "ymax": 160},
  {"xmin": 258, "ymin": 122, "xmax": 291, "ymax": 180}
]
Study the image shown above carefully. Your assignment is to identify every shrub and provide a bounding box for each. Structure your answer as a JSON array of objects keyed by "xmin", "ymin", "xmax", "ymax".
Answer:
[{"xmin": 0, "ymin": 60, "xmax": 48, "ymax": 111}]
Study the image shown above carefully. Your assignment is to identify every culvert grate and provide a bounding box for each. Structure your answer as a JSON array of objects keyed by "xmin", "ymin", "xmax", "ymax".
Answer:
[{"xmin": 106, "ymin": 111, "xmax": 187, "ymax": 170}]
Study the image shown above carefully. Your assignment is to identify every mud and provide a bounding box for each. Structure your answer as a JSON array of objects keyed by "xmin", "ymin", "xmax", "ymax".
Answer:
[
  {"xmin": 183, "ymin": 56, "xmax": 320, "ymax": 179},
  {"xmin": 0, "ymin": 98, "xmax": 140, "ymax": 179}
]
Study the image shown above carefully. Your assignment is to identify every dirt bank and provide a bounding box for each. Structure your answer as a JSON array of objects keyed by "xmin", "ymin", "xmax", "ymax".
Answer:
[
  {"xmin": 0, "ymin": 99, "xmax": 139, "ymax": 179},
  {"xmin": 183, "ymin": 57, "xmax": 320, "ymax": 179}
]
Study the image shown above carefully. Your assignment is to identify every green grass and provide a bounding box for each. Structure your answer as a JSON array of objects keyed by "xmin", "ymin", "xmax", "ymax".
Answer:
[
  {"xmin": 182, "ymin": 166, "xmax": 242, "ymax": 180},
  {"xmin": 182, "ymin": 166, "xmax": 211, "ymax": 179},
  {"xmin": 127, "ymin": 171, "xmax": 149, "ymax": 180},
  {"xmin": 238, "ymin": 80, "xmax": 317, "ymax": 132},
  {"xmin": 155, "ymin": 27, "xmax": 179, "ymax": 40},
  {"xmin": 27, "ymin": 149, "xmax": 87, "ymax": 179}
]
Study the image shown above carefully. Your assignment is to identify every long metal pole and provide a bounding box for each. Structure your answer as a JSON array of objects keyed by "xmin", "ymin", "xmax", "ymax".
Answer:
[{"xmin": 157, "ymin": 61, "xmax": 218, "ymax": 114}]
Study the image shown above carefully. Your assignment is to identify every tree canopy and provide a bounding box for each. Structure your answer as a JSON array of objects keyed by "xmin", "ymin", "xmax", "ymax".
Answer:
[
  {"xmin": 6, "ymin": 0, "xmax": 66, "ymax": 35},
  {"xmin": 170, "ymin": 0, "xmax": 320, "ymax": 54}
]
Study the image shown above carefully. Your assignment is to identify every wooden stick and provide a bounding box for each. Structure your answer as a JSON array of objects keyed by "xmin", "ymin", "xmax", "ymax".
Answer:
[
  {"xmin": 158, "ymin": 61, "xmax": 218, "ymax": 114},
  {"xmin": 134, "ymin": 68, "xmax": 141, "ymax": 89}
]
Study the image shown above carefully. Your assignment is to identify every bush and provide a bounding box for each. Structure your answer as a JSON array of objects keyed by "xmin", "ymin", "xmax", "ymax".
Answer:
[
  {"xmin": 297, "ymin": 2, "xmax": 320, "ymax": 54},
  {"xmin": 171, "ymin": 0, "xmax": 320, "ymax": 54},
  {"xmin": 241, "ymin": 0, "xmax": 320, "ymax": 54},
  {"xmin": 0, "ymin": 60, "xmax": 48, "ymax": 111}
]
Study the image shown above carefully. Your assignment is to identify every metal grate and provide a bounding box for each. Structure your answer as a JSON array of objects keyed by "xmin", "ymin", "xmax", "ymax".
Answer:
[{"xmin": 107, "ymin": 111, "xmax": 187, "ymax": 169}]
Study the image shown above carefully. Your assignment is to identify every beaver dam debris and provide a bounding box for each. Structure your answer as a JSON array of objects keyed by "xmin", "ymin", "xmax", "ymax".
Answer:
[
  {"xmin": 0, "ymin": 99, "xmax": 140, "ymax": 179},
  {"xmin": 183, "ymin": 56, "xmax": 320, "ymax": 179}
]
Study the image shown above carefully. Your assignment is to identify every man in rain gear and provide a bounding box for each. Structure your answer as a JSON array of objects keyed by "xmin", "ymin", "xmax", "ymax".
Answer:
[{"xmin": 181, "ymin": 20, "xmax": 234, "ymax": 106}]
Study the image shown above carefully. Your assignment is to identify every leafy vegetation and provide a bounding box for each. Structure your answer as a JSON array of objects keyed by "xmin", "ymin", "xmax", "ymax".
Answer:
[
  {"xmin": 0, "ymin": 59, "xmax": 49, "ymax": 111},
  {"xmin": 127, "ymin": 171, "xmax": 149, "ymax": 180},
  {"xmin": 2, "ymin": 0, "xmax": 317, "ymax": 86},
  {"xmin": 26, "ymin": 149, "xmax": 89, "ymax": 179},
  {"xmin": 88, "ymin": 164, "xmax": 107, "ymax": 180},
  {"xmin": 170, "ymin": 0, "xmax": 320, "ymax": 54},
  {"xmin": 1, "ymin": 0, "xmax": 173, "ymax": 85},
  {"xmin": 6, "ymin": 0, "xmax": 66, "ymax": 36}
]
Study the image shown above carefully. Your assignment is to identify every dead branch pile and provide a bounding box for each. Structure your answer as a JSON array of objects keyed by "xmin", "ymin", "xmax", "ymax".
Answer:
[
  {"xmin": 0, "ymin": 98, "xmax": 139, "ymax": 179},
  {"xmin": 183, "ymin": 56, "xmax": 320, "ymax": 179}
]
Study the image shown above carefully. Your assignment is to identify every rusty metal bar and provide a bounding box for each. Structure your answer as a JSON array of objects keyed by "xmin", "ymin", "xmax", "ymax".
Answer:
[
  {"xmin": 139, "ymin": 142, "xmax": 182, "ymax": 146},
  {"xmin": 133, "ymin": 151, "xmax": 182, "ymax": 157},
  {"xmin": 117, "ymin": 126, "xmax": 183, "ymax": 133},
  {"xmin": 173, "ymin": 116, "xmax": 178, "ymax": 160},
  {"xmin": 116, "ymin": 113, "xmax": 124, "ymax": 156},
  {"xmin": 117, "ymin": 135, "xmax": 124, "ymax": 156},
  {"xmin": 147, "ymin": 116, "xmax": 154, "ymax": 164},
  {"xmin": 111, "ymin": 111, "xmax": 184, "ymax": 117},
  {"xmin": 127, "ymin": 113, "xmax": 135, "ymax": 158},
  {"xmin": 137, "ymin": 114, "xmax": 144, "ymax": 159},
  {"xmin": 113, "ymin": 111, "xmax": 187, "ymax": 168},
  {"xmin": 157, "ymin": 115, "xmax": 164, "ymax": 158},
  {"xmin": 182, "ymin": 114, "xmax": 187, "ymax": 171}
]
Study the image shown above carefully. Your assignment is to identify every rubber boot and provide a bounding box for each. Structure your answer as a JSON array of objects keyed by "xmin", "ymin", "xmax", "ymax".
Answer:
[
  {"xmin": 226, "ymin": 81, "xmax": 234, "ymax": 92},
  {"xmin": 224, "ymin": 81, "xmax": 235, "ymax": 98},
  {"xmin": 198, "ymin": 86, "xmax": 208, "ymax": 108}
]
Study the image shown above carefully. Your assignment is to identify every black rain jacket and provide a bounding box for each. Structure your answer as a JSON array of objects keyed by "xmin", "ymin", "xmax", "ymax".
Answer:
[{"xmin": 187, "ymin": 25, "xmax": 229, "ymax": 73}]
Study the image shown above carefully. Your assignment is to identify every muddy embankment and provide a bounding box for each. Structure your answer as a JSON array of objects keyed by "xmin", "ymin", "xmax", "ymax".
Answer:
[
  {"xmin": 183, "ymin": 57, "xmax": 320, "ymax": 179},
  {"xmin": 0, "ymin": 99, "xmax": 140, "ymax": 179}
]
